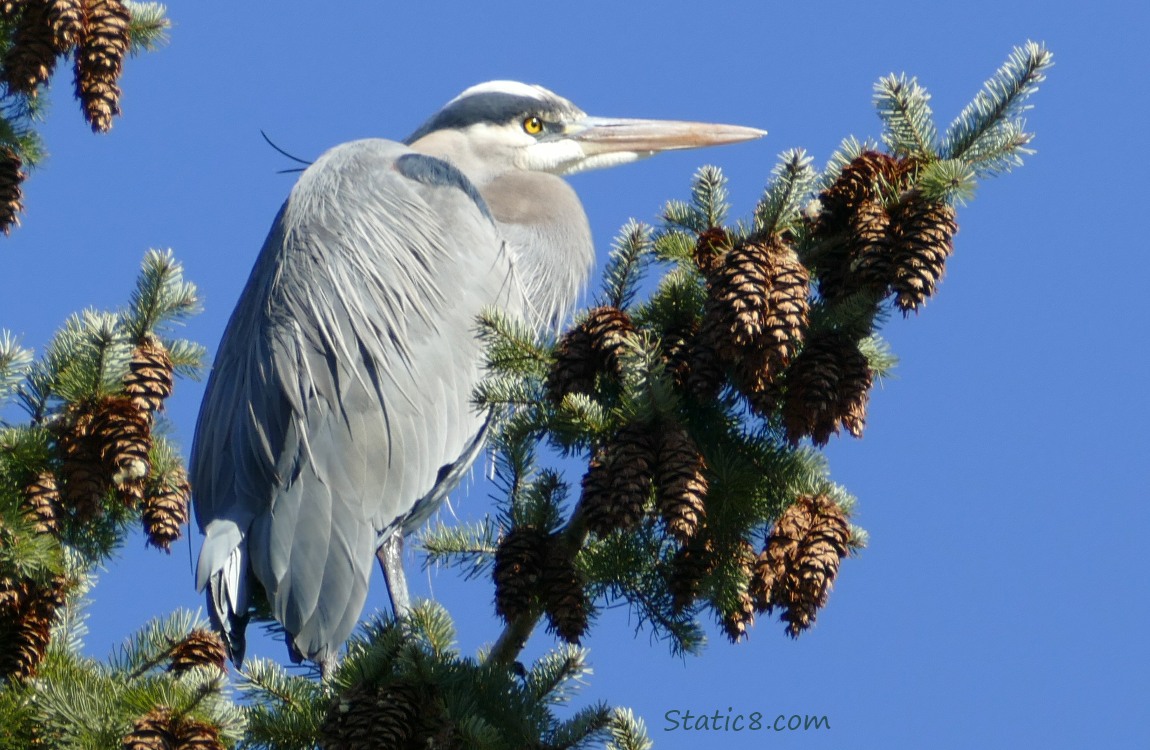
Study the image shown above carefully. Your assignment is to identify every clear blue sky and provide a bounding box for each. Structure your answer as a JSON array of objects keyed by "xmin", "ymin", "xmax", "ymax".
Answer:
[{"xmin": 2, "ymin": 1, "xmax": 1147, "ymax": 747}]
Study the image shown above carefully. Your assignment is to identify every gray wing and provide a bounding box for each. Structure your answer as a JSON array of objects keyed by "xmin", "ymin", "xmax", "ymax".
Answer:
[{"xmin": 190, "ymin": 139, "xmax": 521, "ymax": 664}]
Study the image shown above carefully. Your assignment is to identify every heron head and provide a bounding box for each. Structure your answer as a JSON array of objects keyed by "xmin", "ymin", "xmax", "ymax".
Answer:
[{"xmin": 405, "ymin": 81, "xmax": 766, "ymax": 180}]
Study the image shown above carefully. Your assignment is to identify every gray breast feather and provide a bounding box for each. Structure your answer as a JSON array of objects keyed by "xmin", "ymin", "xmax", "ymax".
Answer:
[{"xmin": 191, "ymin": 138, "xmax": 520, "ymax": 663}]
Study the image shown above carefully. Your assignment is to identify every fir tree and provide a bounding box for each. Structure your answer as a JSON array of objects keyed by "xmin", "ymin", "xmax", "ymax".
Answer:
[{"xmin": 0, "ymin": 40, "xmax": 1051, "ymax": 749}]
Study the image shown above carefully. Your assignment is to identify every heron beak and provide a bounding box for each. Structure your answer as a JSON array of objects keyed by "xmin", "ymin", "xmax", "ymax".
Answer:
[
  {"xmin": 555, "ymin": 115, "xmax": 765, "ymax": 175},
  {"xmin": 571, "ymin": 116, "xmax": 767, "ymax": 153}
]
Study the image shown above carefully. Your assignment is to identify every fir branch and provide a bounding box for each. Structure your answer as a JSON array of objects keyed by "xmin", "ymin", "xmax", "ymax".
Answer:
[
  {"xmin": 158, "ymin": 336, "xmax": 207, "ymax": 379},
  {"xmin": 661, "ymin": 165, "xmax": 728, "ymax": 234},
  {"xmin": 239, "ymin": 658, "xmax": 325, "ymax": 750},
  {"xmin": 874, "ymin": 73, "xmax": 939, "ymax": 159},
  {"xmin": 753, "ymin": 148, "xmax": 818, "ymax": 237},
  {"xmin": 418, "ymin": 519, "xmax": 499, "ymax": 580},
  {"xmin": 598, "ymin": 220, "xmax": 653, "ymax": 311},
  {"xmin": 959, "ymin": 118, "xmax": 1035, "ymax": 177},
  {"xmin": 124, "ymin": 2, "xmax": 171, "ymax": 55},
  {"xmin": 123, "ymin": 249, "xmax": 202, "ymax": 342},
  {"xmin": 548, "ymin": 702, "xmax": 614, "ymax": 750},
  {"xmin": 0, "ymin": 329, "xmax": 32, "ymax": 408},
  {"xmin": 477, "ymin": 306, "xmax": 551, "ymax": 376},
  {"xmin": 524, "ymin": 643, "xmax": 590, "ymax": 706},
  {"xmin": 651, "ymin": 227, "xmax": 695, "ymax": 266},
  {"xmin": 916, "ymin": 158, "xmax": 978, "ymax": 204},
  {"xmin": 548, "ymin": 392, "xmax": 611, "ymax": 450},
  {"xmin": 50, "ymin": 309, "xmax": 132, "ymax": 402},
  {"xmin": 691, "ymin": 165, "xmax": 729, "ymax": 229},
  {"xmin": 109, "ymin": 608, "xmax": 202, "ymax": 678},
  {"xmin": 606, "ymin": 708, "xmax": 653, "ymax": 750},
  {"xmin": 943, "ymin": 41, "xmax": 1053, "ymax": 162},
  {"xmin": 858, "ymin": 333, "xmax": 898, "ymax": 382},
  {"xmin": 615, "ymin": 332, "xmax": 679, "ymax": 425}
]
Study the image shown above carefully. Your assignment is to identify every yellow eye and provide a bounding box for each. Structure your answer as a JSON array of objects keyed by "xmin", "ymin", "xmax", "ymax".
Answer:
[{"xmin": 522, "ymin": 116, "xmax": 544, "ymax": 135}]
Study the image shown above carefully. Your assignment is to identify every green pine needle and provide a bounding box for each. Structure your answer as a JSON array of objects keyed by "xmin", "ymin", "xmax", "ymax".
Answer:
[
  {"xmin": 0, "ymin": 329, "xmax": 33, "ymax": 407},
  {"xmin": 418, "ymin": 518, "xmax": 500, "ymax": 580},
  {"xmin": 874, "ymin": 73, "xmax": 939, "ymax": 159},
  {"xmin": 124, "ymin": 2, "xmax": 172, "ymax": 55},
  {"xmin": 754, "ymin": 148, "xmax": 818, "ymax": 236},
  {"xmin": 599, "ymin": 220, "xmax": 653, "ymax": 311},
  {"xmin": 606, "ymin": 708, "xmax": 654, "ymax": 750},
  {"xmin": 943, "ymin": 40, "xmax": 1053, "ymax": 163},
  {"xmin": 524, "ymin": 643, "xmax": 590, "ymax": 706},
  {"xmin": 916, "ymin": 157, "xmax": 978, "ymax": 204},
  {"xmin": 124, "ymin": 249, "xmax": 202, "ymax": 342}
]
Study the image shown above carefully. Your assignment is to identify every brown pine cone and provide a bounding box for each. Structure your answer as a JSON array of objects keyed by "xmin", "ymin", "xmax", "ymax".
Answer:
[
  {"xmin": 2, "ymin": 0, "xmax": 58, "ymax": 95},
  {"xmin": 541, "ymin": 542, "xmax": 588, "ymax": 643},
  {"xmin": 168, "ymin": 628, "xmax": 227, "ymax": 674},
  {"xmin": 753, "ymin": 495, "xmax": 850, "ymax": 637},
  {"xmin": 0, "ymin": 146, "xmax": 26, "ymax": 234},
  {"xmin": 124, "ymin": 337, "xmax": 175, "ymax": 414},
  {"xmin": 579, "ymin": 424, "xmax": 655, "ymax": 536},
  {"xmin": 890, "ymin": 194, "xmax": 959, "ymax": 313},
  {"xmin": 493, "ymin": 526, "xmax": 547, "ymax": 622},
  {"xmin": 655, "ymin": 426, "xmax": 707, "ymax": 544},
  {"xmin": 72, "ymin": 0, "xmax": 130, "ymax": 132},
  {"xmin": 122, "ymin": 708, "xmax": 177, "ymax": 750},
  {"xmin": 143, "ymin": 464, "xmax": 190, "ymax": 551}
]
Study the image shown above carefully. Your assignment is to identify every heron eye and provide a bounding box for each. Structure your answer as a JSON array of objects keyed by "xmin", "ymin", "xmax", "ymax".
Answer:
[{"xmin": 522, "ymin": 116, "xmax": 544, "ymax": 135}]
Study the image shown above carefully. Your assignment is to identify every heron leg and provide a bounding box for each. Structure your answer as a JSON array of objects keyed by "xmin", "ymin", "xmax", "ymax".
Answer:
[{"xmin": 377, "ymin": 535, "xmax": 411, "ymax": 617}]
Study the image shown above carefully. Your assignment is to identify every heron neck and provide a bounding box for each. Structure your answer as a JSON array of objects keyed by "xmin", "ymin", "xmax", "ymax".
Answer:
[{"xmin": 479, "ymin": 171, "xmax": 594, "ymax": 333}]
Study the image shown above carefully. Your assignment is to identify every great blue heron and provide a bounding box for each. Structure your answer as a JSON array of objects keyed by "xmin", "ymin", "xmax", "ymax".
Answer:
[{"xmin": 191, "ymin": 80, "xmax": 765, "ymax": 669}]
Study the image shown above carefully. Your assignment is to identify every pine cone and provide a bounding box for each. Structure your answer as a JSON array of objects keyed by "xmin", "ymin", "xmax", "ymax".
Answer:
[
  {"xmin": 837, "ymin": 343, "xmax": 873, "ymax": 439},
  {"xmin": 781, "ymin": 333, "xmax": 872, "ymax": 446},
  {"xmin": 579, "ymin": 425, "xmax": 655, "ymax": 536},
  {"xmin": 667, "ymin": 536, "xmax": 715, "ymax": 613},
  {"xmin": 47, "ymin": 0, "xmax": 83, "ymax": 48},
  {"xmin": 122, "ymin": 708, "xmax": 177, "ymax": 750},
  {"xmin": 655, "ymin": 426, "xmax": 707, "ymax": 544},
  {"xmin": 817, "ymin": 151, "xmax": 902, "ymax": 235},
  {"xmin": 73, "ymin": 0, "xmax": 130, "ymax": 133},
  {"xmin": 2, "ymin": 0, "xmax": 58, "ymax": 95},
  {"xmin": 0, "ymin": 574, "xmax": 67, "ymax": 681},
  {"xmin": 545, "ymin": 325, "xmax": 597, "ymax": 402},
  {"xmin": 848, "ymin": 198, "xmax": 895, "ymax": 294},
  {"xmin": 811, "ymin": 151, "xmax": 908, "ymax": 301},
  {"xmin": 545, "ymin": 306, "xmax": 635, "ymax": 403},
  {"xmin": 701, "ymin": 237, "xmax": 810, "ymax": 405},
  {"xmin": 891, "ymin": 194, "xmax": 958, "ymax": 313},
  {"xmin": 0, "ymin": 146, "xmax": 26, "ymax": 235},
  {"xmin": 683, "ymin": 334, "xmax": 725, "ymax": 401},
  {"xmin": 720, "ymin": 590, "xmax": 756, "ymax": 644},
  {"xmin": 168, "ymin": 628, "xmax": 227, "ymax": 674},
  {"xmin": 321, "ymin": 681, "xmax": 424, "ymax": 750},
  {"xmin": 21, "ymin": 470, "xmax": 61, "ymax": 535},
  {"xmin": 56, "ymin": 405, "xmax": 110, "ymax": 521},
  {"xmin": 143, "ymin": 464, "xmax": 190, "ymax": 551},
  {"xmin": 124, "ymin": 337, "xmax": 175, "ymax": 413},
  {"xmin": 90, "ymin": 396, "xmax": 152, "ymax": 504},
  {"xmin": 693, "ymin": 226, "xmax": 730, "ymax": 277},
  {"xmin": 493, "ymin": 526, "xmax": 547, "ymax": 622},
  {"xmin": 753, "ymin": 495, "xmax": 850, "ymax": 637},
  {"xmin": 541, "ymin": 543, "xmax": 588, "ymax": 644},
  {"xmin": 174, "ymin": 719, "xmax": 223, "ymax": 750}
]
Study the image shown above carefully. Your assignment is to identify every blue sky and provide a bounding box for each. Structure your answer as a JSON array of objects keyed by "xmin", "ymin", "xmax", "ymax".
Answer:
[{"xmin": 2, "ymin": 1, "xmax": 1148, "ymax": 747}]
